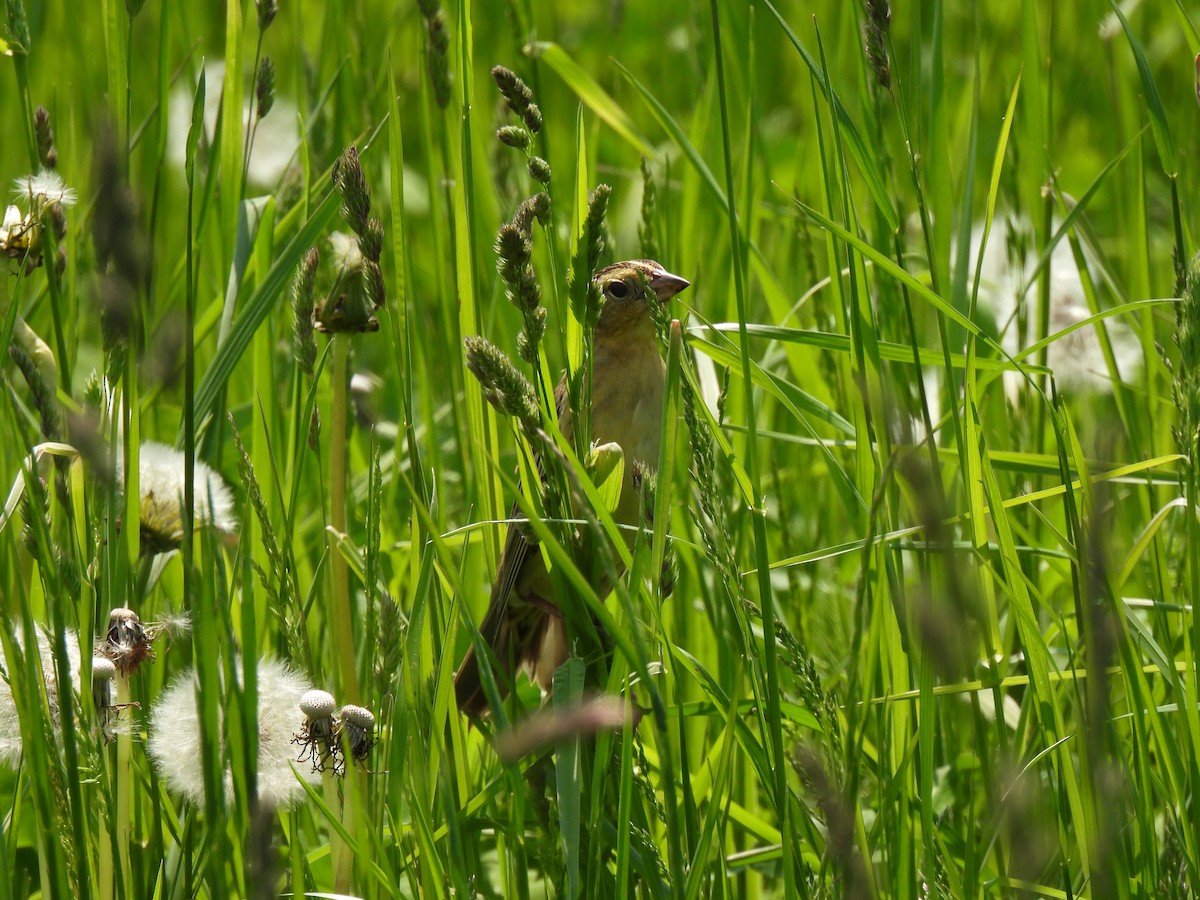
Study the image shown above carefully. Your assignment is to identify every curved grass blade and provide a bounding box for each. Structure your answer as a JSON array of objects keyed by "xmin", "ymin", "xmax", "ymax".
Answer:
[
  {"xmin": 527, "ymin": 42, "xmax": 657, "ymax": 159},
  {"xmin": 760, "ymin": 0, "xmax": 899, "ymax": 232},
  {"xmin": 188, "ymin": 188, "xmax": 340, "ymax": 440},
  {"xmin": 1109, "ymin": 0, "xmax": 1178, "ymax": 177}
]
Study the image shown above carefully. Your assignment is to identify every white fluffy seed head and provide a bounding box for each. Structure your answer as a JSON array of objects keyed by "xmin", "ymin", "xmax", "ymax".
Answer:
[
  {"xmin": 148, "ymin": 657, "xmax": 319, "ymax": 809},
  {"xmin": 0, "ymin": 692, "xmax": 20, "ymax": 766},
  {"xmin": 0, "ymin": 628, "xmax": 82, "ymax": 767},
  {"xmin": 118, "ymin": 442, "xmax": 238, "ymax": 551},
  {"xmin": 12, "ymin": 170, "xmax": 77, "ymax": 211},
  {"xmin": 967, "ymin": 219, "xmax": 1144, "ymax": 400}
]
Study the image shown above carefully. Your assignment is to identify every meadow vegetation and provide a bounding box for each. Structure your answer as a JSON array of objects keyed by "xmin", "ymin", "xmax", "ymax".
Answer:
[{"xmin": 0, "ymin": 0, "xmax": 1198, "ymax": 897}]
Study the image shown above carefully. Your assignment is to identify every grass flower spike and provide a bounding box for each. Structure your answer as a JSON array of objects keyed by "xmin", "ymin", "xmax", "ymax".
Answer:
[{"xmin": 316, "ymin": 146, "xmax": 385, "ymax": 333}]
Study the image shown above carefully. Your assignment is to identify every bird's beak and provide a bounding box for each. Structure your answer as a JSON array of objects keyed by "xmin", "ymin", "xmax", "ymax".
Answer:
[{"xmin": 649, "ymin": 269, "xmax": 690, "ymax": 299}]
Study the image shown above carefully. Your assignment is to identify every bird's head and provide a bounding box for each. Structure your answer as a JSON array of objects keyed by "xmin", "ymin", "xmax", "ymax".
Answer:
[{"xmin": 592, "ymin": 259, "xmax": 690, "ymax": 336}]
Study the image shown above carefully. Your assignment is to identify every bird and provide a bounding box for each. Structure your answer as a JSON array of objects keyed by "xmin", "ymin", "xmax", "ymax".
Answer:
[{"xmin": 454, "ymin": 259, "xmax": 691, "ymax": 717}]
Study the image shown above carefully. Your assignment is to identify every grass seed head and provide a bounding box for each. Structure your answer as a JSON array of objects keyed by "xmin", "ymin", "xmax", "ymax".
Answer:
[
  {"xmin": 34, "ymin": 106, "xmax": 56, "ymax": 169},
  {"xmin": 464, "ymin": 336, "xmax": 541, "ymax": 437},
  {"xmin": 255, "ymin": 56, "xmax": 276, "ymax": 120}
]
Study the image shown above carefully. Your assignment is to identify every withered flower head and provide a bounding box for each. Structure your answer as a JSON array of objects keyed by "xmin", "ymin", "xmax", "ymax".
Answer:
[
  {"xmin": 100, "ymin": 607, "xmax": 153, "ymax": 677},
  {"xmin": 337, "ymin": 704, "xmax": 376, "ymax": 764},
  {"xmin": 292, "ymin": 689, "xmax": 341, "ymax": 774}
]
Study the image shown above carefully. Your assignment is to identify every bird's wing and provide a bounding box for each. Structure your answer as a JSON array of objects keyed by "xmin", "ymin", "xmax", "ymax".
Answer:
[
  {"xmin": 454, "ymin": 374, "xmax": 571, "ymax": 714},
  {"xmin": 485, "ymin": 372, "xmax": 570, "ymax": 626}
]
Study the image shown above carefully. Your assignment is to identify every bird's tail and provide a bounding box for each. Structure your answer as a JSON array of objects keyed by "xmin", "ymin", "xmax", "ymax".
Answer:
[
  {"xmin": 453, "ymin": 640, "xmax": 501, "ymax": 718},
  {"xmin": 454, "ymin": 605, "xmax": 567, "ymax": 717}
]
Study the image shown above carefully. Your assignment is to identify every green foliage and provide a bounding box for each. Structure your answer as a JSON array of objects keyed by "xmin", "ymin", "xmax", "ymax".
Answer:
[{"xmin": 0, "ymin": 1, "xmax": 1197, "ymax": 897}]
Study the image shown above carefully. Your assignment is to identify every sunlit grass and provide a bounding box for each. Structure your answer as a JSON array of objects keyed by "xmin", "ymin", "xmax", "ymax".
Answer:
[{"xmin": 0, "ymin": 0, "xmax": 1197, "ymax": 897}]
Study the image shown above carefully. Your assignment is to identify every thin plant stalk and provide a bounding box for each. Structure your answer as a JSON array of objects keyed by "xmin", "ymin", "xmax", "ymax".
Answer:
[
  {"xmin": 328, "ymin": 335, "xmax": 359, "ymax": 705},
  {"xmin": 328, "ymin": 334, "xmax": 357, "ymax": 890},
  {"xmin": 98, "ymin": 825, "xmax": 114, "ymax": 900},
  {"xmin": 114, "ymin": 673, "xmax": 133, "ymax": 897}
]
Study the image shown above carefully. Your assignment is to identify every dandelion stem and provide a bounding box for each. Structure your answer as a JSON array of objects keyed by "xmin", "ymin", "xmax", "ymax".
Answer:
[
  {"xmin": 323, "ymin": 765, "xmax": 349, "ymax": 890},
  {"xmin": 329, "ymin": 335, "xmax": 359, "ymax": 705},
  {"xmin": 114, "ymin": 674, "xmax": 133, "ymax": 898},
  {"xmin": 98, "ymin": 824, "xmax": 113, "ymax": 900},
  {"xmin": 328, "ymin": 334, "xmax": 357, "ymax": 889}
]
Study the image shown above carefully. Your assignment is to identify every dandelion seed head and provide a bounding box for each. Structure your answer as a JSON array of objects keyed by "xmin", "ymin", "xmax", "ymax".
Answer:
[
  {"xmin": 13, "ymin": 170, "xmax": 77, "ymax": 210},
  {"xmin": 119, "ymin": 442, "xmax": 238, "ymax": 551},
  {"xmin": 149, "ymin": 657, "xmax": 319, "ymax": 808},
  {"xmin": 293, "ymin": 689, "xmax": 340, "ymax": 774},
  {"xmin": 147, "ymin": 670, "xmax": 207, "ymax": 802},
  {"xmin": 0, "ymin": 666, "xmax": 22, "ymax": 767},
  {"xmin": 0, "ymin": 627, "xmax": 82, "ymax": 766},
  {"xmin": 92, "ymin": 656, "xmax": 116, "ymax": 688},
  {"xmin": 99, "ymin": 607, "xmax": 154, "ymax": 677},
  {"xmin": 255, "ymin": 658, "xmax": 321, "ymax": 806},
  {"xmin": 34, "ymin": 627, "xmax": 81, "ymax": 724},
  {"xmin": 967, "ymin": 218, "xmax": 1144, "ymax": 399},
  {"xmin": 299, "ymin": 690, "xmax": 336, "ymax": 720},
  {"xmin": 92, "ymin": 656, "xmax": 119, "ymax": 740}
]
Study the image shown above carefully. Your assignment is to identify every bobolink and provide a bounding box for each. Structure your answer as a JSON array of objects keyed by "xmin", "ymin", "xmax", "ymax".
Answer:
[{"xmin": 455, "ymin": 258, "xmax": 690, "ymax": 717}]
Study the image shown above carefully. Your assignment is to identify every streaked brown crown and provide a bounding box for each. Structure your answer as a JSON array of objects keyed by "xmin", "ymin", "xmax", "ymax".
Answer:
[{"xmin": 593, "ymin": 259, "xmax": 690, "ymax": 334}]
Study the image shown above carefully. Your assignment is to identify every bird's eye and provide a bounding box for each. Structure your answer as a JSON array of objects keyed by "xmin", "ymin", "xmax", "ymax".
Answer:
[{"xmin": 605, "ymin": 280, "xmax": 632, "ymax": 301}]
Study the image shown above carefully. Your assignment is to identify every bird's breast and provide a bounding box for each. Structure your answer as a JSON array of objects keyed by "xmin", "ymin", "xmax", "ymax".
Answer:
[{"xmin": 588, "ymin": 331, "xmax": 667, "ymax": 522}]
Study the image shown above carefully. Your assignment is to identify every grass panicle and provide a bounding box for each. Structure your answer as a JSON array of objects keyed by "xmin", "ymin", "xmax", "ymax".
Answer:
[
  {"xmin": 861, "ymin": 0, "xmax": 891, "ymax": 90},
  {"xmin": 254, "ymin": 56, "xmax": 276, "ymax": 121},
  {"xmin": 318, "ymin": 145, "xmax": 385, "ymax": 333},
  {"xmin": 418, "ymin": 0, "xmax": 452, "ymax": 109},
  {"xmin": 463, "ymin": 334, "xmax": 541, "ymax": 438},
  {"xmin": 291, "ymin": 246, "xmax": 319, "ymax": 376},
  {"xmin": 571, "ymin": 183, "xmax": 611, "ymax": 330},
  {"xmin": 33, "ymin": 105, "xmax": 55, "ymax": 169},
  {"xmin": 255, "ymin": 0, "xmax": 276, "ymax": 32}
]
